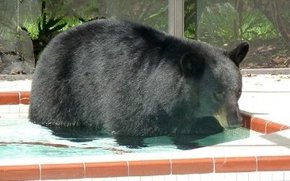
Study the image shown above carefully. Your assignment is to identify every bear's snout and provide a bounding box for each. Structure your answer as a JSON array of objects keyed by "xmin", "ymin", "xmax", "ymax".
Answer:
[{"xmin": 213, "ymin": 103, "xmax": 242, "ymax": 129}]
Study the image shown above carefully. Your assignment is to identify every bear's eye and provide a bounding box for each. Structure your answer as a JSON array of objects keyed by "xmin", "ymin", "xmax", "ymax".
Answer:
[{"xmin": 214, "ymin": 91, "xmax": 225, "ymax": 101}]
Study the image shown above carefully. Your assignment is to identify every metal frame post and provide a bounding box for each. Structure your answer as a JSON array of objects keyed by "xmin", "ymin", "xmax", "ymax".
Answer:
[{"xmin": 168, "ymin": 0, "xmax": 184, "ymax": 37}]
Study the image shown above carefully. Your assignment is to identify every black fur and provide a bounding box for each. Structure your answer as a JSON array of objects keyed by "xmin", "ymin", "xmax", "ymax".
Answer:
[{"xmin": 29, "ymin": 19, "xmax": 249, "ymax": 144}]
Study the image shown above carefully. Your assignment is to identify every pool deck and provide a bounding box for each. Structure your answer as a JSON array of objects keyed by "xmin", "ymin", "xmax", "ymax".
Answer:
[{"xmin": 240, "ymin": 74, "xmax": 290, "ymax": 127}]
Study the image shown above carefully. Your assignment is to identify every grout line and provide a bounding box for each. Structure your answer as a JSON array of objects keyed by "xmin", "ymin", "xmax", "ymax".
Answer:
[
  {"xmin": 126, "ymin": 160, "xmax": 129, "ymax": 177},
  {"xmin": 265, "ymin": 121, "xmax": 270, "ymax": 134},
  {"xmin": 169, "ymin": 159, "xmax": 172, "ymax": 175},
  {"xmin": 212, "ymin": 157, "xmax": 216, "ymax": 173},
  {"xmin": 255, "ymin": 156, "xmax": 258, "ymax": 172},
  {"xmin": 18, "ymin": 92, "xmax": 21, "ymax": 105},
  {"xmin": 83, "ymin": 162, "xmax": 86, "ymax": 179},
  {"xmin": 250, "ymin": 116, "xmax": 254, "ymax": 131},
  {"xmin": 262, "ymin": 119, "xmax": 268, "ymax": 134},
  {"xmin": 39, "ymin": 163, "xmax": 42, "ymax": 180}
]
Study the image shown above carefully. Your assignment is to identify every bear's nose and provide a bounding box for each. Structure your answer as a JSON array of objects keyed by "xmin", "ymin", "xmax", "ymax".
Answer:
[
  {"xmin": 226, "ymin": 108, "xmax": 243, "ymax": 129},
  {"xmin": 213, "ymin": 103, "xmax": 242, "ymax": 129}
]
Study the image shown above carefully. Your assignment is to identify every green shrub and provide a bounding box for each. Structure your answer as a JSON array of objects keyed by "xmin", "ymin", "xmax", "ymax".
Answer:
[{"xmin": 197, "ymin": 2, "xmax": 279, "ymax": 45}]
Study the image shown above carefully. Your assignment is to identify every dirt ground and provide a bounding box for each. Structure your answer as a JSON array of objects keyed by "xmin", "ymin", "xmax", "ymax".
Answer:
[{"xmin": 241, "ymin": 39, "xmax": 290, "ymax": 69}]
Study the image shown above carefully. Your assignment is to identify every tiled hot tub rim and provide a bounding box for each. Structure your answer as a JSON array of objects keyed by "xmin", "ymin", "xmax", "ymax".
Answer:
[
  {"xmin": 241, "ymin": 111, "xmax": 290, "ymax": 134},
  {"xmin": 0, "ymin": 91, "xmax": 290, "ymax": 180},
  {"xmin": 1, "ymin": 156, "xmax": 290, "ymax": 180}
]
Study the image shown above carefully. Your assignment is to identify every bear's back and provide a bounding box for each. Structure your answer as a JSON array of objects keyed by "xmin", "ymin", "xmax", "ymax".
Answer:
[{"xmin": 30, "ymin": 19, "xmax": 181, "ymax": 132}]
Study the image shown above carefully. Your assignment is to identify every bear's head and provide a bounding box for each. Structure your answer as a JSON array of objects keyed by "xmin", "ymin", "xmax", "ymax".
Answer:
[{"xmin": 180, "ymin": 42, "xmax": 249, "ymax": 129}]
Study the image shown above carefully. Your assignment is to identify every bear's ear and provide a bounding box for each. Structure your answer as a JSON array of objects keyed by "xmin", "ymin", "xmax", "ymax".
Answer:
[
  {"xmin": 180, "ymin": 53, "xmax": 205, "ymax": 78},
  {"xmin": 228, "ymin": 42, "xmax": 249, "ymax": 66}
]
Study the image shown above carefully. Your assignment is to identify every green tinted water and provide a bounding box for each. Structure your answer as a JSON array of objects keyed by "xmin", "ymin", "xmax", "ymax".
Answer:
[{"xmin": 0, "ymin": 118, "xmax": 253, "ymax": 159}]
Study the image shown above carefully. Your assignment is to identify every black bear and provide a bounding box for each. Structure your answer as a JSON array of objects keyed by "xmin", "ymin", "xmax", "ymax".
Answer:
[{"xmin": 29, "ymin": 19, "xmax": 249, "ymax": 146}]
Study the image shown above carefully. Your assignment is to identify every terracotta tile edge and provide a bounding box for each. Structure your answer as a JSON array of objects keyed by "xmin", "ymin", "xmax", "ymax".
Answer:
[
  {"xmin": 257, "ymin": 156, "xmax": 290, "ymax": 171},
  {"xmin": 0, "ymin": 92, "xmax": 19, "ymax": 105},
  {"xmin": 241, "ymin": 112, "xmax": 290, "ymax": 134},
  {"xmin": 0, "ymin": 91, "xmax": 30, "ymax": 105},
  {"xmin": 0, "ymin": 164, "xmax": 40, "ymax": 181},
  {"xmin": 85, "ymin": 161, "xmax": 128, "ymax": 178},
  {"xmin": 214, "ymin": 156, "xmax": 257, "ymax": 173},
  {"xmin": 128, "ymin": 160, "xmax": 171, "ymax": 176},
  {"xmin": 1, "ymin": 156, "xmax": 290, "ymax": 180},
  {"xmin": 171, "ymin": 158, "xmax": 214, "ymax": 174},
  {"xmin": 40, "ymin": 163, "xmax": 85, "ymax": 180}
]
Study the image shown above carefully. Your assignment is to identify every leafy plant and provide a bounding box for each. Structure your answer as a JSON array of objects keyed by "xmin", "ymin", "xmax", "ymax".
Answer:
[
  {"xmin": 241, "ymin": 11, "xmax": 278, "ymax": 41},
  {"xmin": 198, "ymin": 2, "xmax": 238, "ymax": 45},
  {"xmin": 197, "ymin": 2, "xmax": 280, "ymax": 46},
  {"xmin": 184, "ymin": 0, "xmax": 197, "ymax": 40},
  {"xmin": 37, "ymin": 14, "xmax": 66, "ymax": 41},
  {"xmin": 21, "ymin": 1, "xmax": 67, "ymax": 64}
]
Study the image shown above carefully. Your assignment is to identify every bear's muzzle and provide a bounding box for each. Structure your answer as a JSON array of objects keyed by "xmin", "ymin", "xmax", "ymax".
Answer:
[{"xmin": 213, "ymin": 103, "xmax": 243, "ymax": 129}]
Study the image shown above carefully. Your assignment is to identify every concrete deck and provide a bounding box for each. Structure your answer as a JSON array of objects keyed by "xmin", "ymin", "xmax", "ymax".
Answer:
[{"xmin": 240, "ymin": 74, "xmax": 290, "ymax": 127}]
